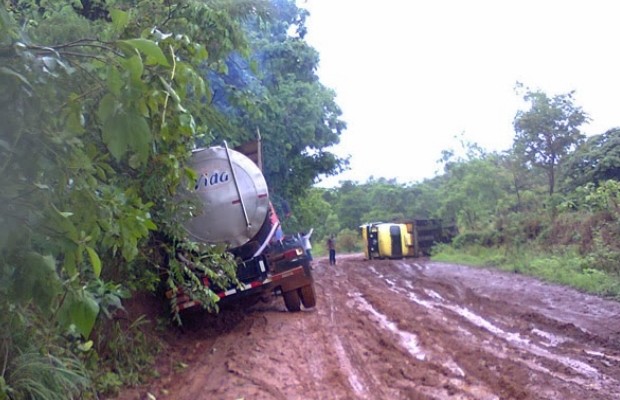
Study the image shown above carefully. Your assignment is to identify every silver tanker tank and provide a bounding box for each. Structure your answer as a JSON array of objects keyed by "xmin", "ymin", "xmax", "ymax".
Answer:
[{"xmin": 183, "ymin": 145, "xmax": 276, "ymax": 253}]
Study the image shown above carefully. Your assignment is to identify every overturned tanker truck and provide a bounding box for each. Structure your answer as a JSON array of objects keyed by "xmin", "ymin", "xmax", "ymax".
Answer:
[
  {"xmin": 360, "ymin": 219, "xmax": 458, "ymax": 260},
  {"xmin": 167, "ymin": 140, "xmax": 316, "ymax": 313}
]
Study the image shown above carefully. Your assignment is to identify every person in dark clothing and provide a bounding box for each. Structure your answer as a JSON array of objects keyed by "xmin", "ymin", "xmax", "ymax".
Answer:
[{"xmin": 327, "ymin": 235, "xmax": 336, "ymax": 265}]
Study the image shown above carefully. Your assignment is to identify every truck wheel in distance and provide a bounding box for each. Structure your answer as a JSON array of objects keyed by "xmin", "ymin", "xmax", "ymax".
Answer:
[
  {"xmin": 299, "ymin": 284, "xmax": 316, "ymax": 308},
  {"xmin": 283, "ymin": 289, "xmax": 301, "ymax": 312}
]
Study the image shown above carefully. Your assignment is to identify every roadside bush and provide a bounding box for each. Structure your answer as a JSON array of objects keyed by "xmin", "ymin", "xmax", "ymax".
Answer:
[
  {"xmin": 93, "ymin": 315, "xmax": 161, "ymax": 396},
  {"xmin": 524, "ymin": 253, "xmax": 620, "ymax": 297},
  {"xmin": 0, "ymin": 307, "xmax": 92, "ymax": 400},
  {"xmin": 432, "ymin": 243, "xmax": 507, "ymax": 267},
  {"xmin": 3, "ymin": 351, "xmax": 90, "ymax": 400},
  {"xmin": 337, "ymin": 228, "xmax": 362, "ymax": 253},
  {"xmin": 437, "ymin": 243, "xmax": 620, "ymax": 298},
  {"xmin": 452, "ymin": 230, "xmax": 501, "ymax": 248},
  {"xmin": 589, "ymin": 235, "xmax": 620, "ymax": 275}
]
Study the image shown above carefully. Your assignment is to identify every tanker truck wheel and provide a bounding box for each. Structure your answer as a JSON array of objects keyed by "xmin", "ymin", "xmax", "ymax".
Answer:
[
  {"xmin": 283, "ymin": 289, "xmax": 301, "ymax": 312},
  {"xmin": 299, "ymin": 284, "xmax": 316, "ymax": 308}
]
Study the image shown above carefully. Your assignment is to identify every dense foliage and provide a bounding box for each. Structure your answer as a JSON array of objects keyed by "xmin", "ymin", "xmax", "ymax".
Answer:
[
  {"xmin": 0, "ymin": 0, "xmax": 345, "ymax": 397},
  {"xmin": 205, "ymin": 0, "xmax": 347, "ymax": 217}
]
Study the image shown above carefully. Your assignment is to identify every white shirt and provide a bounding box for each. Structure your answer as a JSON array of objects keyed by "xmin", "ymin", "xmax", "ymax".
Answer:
[{"xmin": 301, "ymin": 228, "xmax": 314, "ymax": 250}]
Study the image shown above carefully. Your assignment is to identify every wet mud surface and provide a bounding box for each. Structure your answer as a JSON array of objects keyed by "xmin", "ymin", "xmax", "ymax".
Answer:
[{"xmin": 115, "ymin": 254, "xmax": 620, "ymax": 399}]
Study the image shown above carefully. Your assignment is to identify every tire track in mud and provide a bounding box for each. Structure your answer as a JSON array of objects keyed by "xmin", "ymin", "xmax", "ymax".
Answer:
[
  {"xmin": 353, "ymin": 260, "xmax": 501, "ymax": 399},
  {"xmin": 368, "ymin": 259, "xmax": 620, "ymax": 399},
  {"xmin": 317, "ymin": 258, "xmax": 436, "ymax": 399},
  {"xmin": 302, "ymin": 275, "xmax": 364, "ymax": 400},
  {"xmin": 314, "ymin": 265, "xmax": 377, "ymax": 399}
]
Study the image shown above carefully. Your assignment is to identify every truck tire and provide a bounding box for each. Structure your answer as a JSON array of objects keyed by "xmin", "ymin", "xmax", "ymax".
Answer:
[
  {"xmin": 299, "ymin": 284, "xmax": 316, "ymax": 308},
  {"xmin": 283, "ymin": 289, "xmax": 301, "ymax": 312}
]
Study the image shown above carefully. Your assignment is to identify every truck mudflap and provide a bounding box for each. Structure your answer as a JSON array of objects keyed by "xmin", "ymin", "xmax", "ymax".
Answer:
[{"xmin": 168, "ymin": 264, "xmax": 312, "ymax": 312}]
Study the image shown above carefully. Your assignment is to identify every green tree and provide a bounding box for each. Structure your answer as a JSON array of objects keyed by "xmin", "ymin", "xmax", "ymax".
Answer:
[
  {"xmin": 438, "ymin": 153, "xmax": 512, "ymax": 231},
  {"xmin": 221, "ymin": 1, "xmax": 347, "ymax": 202},
  {"xmin": 260, "ymin": 77, "xmax": 346, "ymax": 199},
  {"xmin": 513, "ymin": 84, "xmax": 588, "ymax": 196},
  {"xmin": 331, "ymin": 180, "xmax": 372, "ymax": 231},
  {"xmin": 281, "ymin": 187, "xmax": 333, "ymax": 237},
  {"xmin": 358, "ymin": 178, "xmax": 407, "ymax": 223},
  {"xmin": 561, "ymin": 128, "xmax": 620, "ymax": 190},
  {"xmin": 498, "ymin": 151, "xmax": 539, "ymax": 211},
  {"xmin": 324, "ymin": 211, "xmax": 341, "ymax": 238},
  {"xmin": 401, "ymin": 178, "xmax": 445, "ymax": 220},
  {"xmin": 337, "ymin": 228, "xmax": 361, "ymax": 253}
]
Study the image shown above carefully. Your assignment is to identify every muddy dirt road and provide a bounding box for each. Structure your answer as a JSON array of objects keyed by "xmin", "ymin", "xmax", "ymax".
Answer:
[{"xmin": 118, "ymin": 254, "xmax": 620, "ymax": 399}]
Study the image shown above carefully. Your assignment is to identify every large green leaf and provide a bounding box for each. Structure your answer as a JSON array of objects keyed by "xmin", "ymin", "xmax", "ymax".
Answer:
[
  {"xmin": 122, "ymin": 54, "xmax": 144, "ymax": 83},
  {"xmin": 107, "ymin": 66, "xmax": 122, "ymax": 96},
  {"xmin": 59, "ymin": 290, "xmax": 100, "ymax": 338},
  {"xmin": 120, "ymin": 38, "xmax": 170, "ymax": 67},
  {"xmin": 72, "ymin": 292, "xmax": 99, "ymax": 338},
  {"xmin": 102, "ymin": 110, "xmax": 152, "ymax": 164},
  {"xmin": 13, "ymin": 252, "xmax": 62, "ymax": 312},
  {"xmin": 85, "ymin": 246, "xmax": 102, "ymax": 278},
  {"xmin": 110, "ymin": 9, "xmax": 129, "ymax": 35},
  {"xmin": 50, "ymin": 205, "xmax": 79, "ymax": 242}
]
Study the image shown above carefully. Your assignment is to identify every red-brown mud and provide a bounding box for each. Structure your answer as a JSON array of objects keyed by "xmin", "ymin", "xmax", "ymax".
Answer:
[{"xmin": 113, "ymin": 254, "xmax": 620, "ymax": 399}]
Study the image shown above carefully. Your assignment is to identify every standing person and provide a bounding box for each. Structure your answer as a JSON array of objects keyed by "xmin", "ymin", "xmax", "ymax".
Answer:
[
  {"xmin": 327, "ymin": 235, "xmax": 336, "ymax": 266},
  {"xmin": 300, "ymin": 228, "xmax": 314, "ymax": 262}
]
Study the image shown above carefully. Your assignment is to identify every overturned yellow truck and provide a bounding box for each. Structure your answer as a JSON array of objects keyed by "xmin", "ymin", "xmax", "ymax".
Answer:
[{"xmin": 360, "ymin": 219, "xmax": 457, "ymax": 259}]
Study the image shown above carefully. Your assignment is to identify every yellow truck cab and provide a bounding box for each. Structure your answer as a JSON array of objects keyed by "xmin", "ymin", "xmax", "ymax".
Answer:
[
  {"xmin": 360, "ymin": 223, "xmax": 413, "ymax": 259},
  {"xmin": 360, "ymin": 219, "xmax": 457, "ymax": 260}
]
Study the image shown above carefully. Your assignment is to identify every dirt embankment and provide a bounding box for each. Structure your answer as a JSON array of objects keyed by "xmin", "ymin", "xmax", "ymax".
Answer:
[{"xmin": 114, "ymin": 254, "xmax": 620, "ymax": 400}]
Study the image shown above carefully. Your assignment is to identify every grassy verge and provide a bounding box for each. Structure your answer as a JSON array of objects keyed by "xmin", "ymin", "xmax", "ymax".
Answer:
[{"xmin": 431, "ymin": 244, "xmax": 620, "ymax": 299}]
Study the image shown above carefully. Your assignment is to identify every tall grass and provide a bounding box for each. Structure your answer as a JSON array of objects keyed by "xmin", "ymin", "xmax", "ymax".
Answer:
[
  {"xmin": 4, "ymin": 351, "xmax": 90, "ymax": 400},
  {"xmin": 94, "ymin": 315, "xmax": 161, "ymax": 396}
]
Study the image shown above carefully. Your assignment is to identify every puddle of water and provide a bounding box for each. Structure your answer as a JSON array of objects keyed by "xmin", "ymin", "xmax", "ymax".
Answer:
[
  {"xmin": 368, "ymin": 266, "xmax": 382, "ymax": 278},
  {"xmin": 447, "ymin": 379, "xmax": 500, "ymax": 400},
  {"xmin": 531, "ymin": 328, "xmax": 567, "ymax": 347},
  {"xmin": 407, "ymin": 291, "xmax": 436, "ymax": 309},
  {"xmin": 384, "ymin": 278, "xmax": 397, "ymax": 287},
  {"xmin": 585, "ymin": 350, "xmax": 620, "ymax": 364},
  {"xmin": 353, "ymin": 293, "xmax": 426, "ymax": 361},
  {"xmin": 424, "ymin": 289, "xmax": 445, "ymax": 301},
  {"xmin": 449, "ymin": 306, "xmax": 529, "ymax": 346},
  {"xmin": 376, "ymin": 274, "xmax": 407, "ymax": 297},
  {"xmin": 396, "ymin": 261, "xmax": 423, "ymax": 274},
  {"xmin": 444, "ymin": 359, "xmax": 465, "ymax": 377}
]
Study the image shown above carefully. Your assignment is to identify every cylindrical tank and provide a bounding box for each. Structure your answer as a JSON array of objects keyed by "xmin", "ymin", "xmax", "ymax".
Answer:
[{"xmin": 183, "ymin": 146, "xmax": 270, "ymax": 250}]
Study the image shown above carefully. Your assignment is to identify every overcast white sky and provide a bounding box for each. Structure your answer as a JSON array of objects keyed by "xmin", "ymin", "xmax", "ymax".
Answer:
[{"xmin": 299, "ymin": 0, "xmax": 620, "ymax": 187}]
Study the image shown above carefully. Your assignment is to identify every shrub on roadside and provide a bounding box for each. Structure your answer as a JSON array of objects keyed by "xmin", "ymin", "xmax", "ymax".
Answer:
[
  {"xmin": 433, "ymin": 243, "xmax": 620, "ymax": 298},
  {"xmin": 337, "ymin": 228, "xmax": 362, "ymax": 253},
  {"xmin": 452, "ymin": 230, "xmax": 501, "ymax": 248}
]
